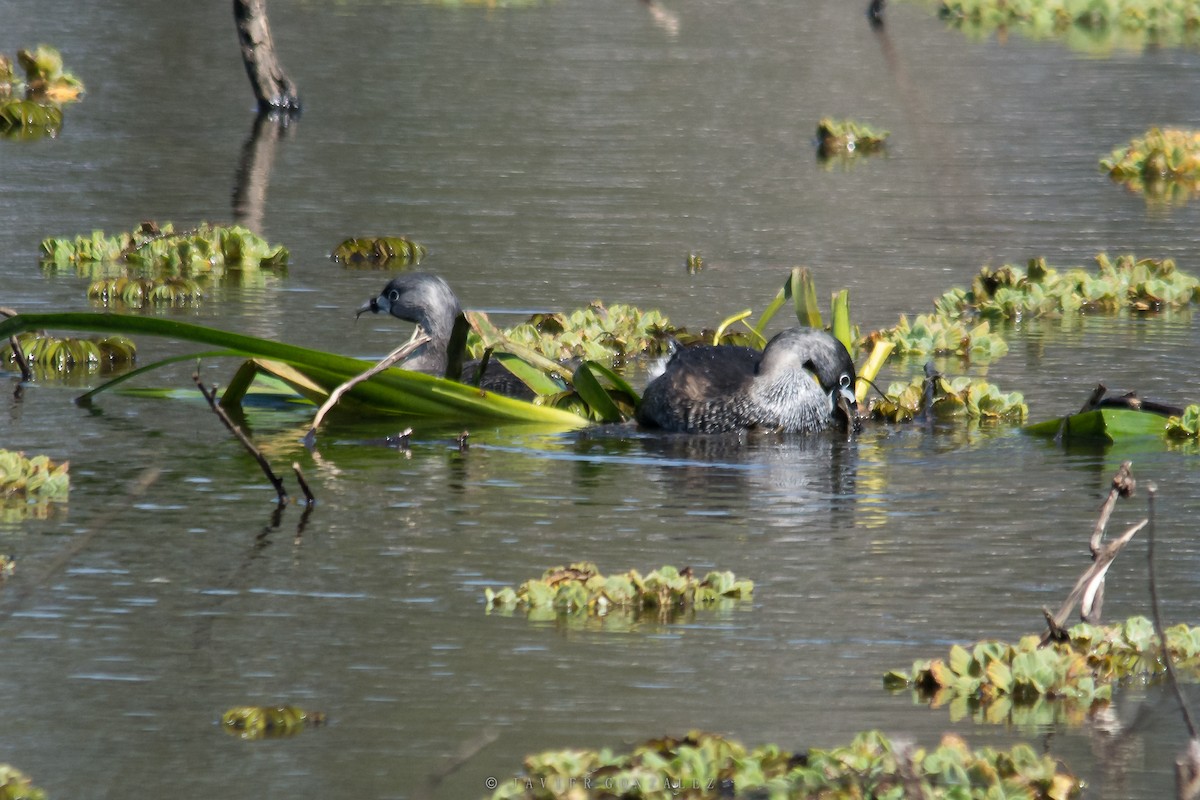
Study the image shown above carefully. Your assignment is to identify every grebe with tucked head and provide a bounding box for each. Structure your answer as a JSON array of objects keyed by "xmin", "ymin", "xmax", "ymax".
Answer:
[{"xmin": 636, "ymin": 328, "xmax": 857, "ymax": 434}]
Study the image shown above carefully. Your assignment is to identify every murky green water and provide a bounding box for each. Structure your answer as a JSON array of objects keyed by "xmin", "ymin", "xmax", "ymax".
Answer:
[{"xmin": 2, "ymin": 1, "xmax": 1200, "ymax": 797}]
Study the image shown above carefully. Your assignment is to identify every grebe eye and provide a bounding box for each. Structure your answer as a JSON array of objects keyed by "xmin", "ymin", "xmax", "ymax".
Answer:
[
  {"xmin": 388, "ymin": 290, "xmax": 400, "ymax": 301},
  {"xmin": 840, "ymin": 373, "xmax": 851, "ymax": 389}
]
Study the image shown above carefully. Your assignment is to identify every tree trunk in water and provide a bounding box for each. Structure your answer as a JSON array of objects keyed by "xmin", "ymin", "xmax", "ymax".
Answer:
[{"xmin": 233, "ymin": 0, "xmax": 300, "ymax": 113}]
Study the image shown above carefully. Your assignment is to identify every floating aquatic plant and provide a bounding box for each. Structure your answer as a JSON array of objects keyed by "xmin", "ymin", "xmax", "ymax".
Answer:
[
  {"xmin": 0, "ymin": 449, "xmax": 70, "ymax": 502},
  {"xmin": 1102, "ymin": 127, "xmax": 1200, "ymax": 205},
  {"xmin": 41, "ymin": 222, "xmax": 288, "ymax": 303},
  {"xmin": 220, "ymin": 705, "xmax": 326, "ymax": 740},
  {"xmin": 1166, "ymin": 404, "xmax": 1200, "ymax": 439},
  {"xmin": 1, "ymin": 332, "xmax": 136, "ymax": 372},
  {"xmin": 0, "ymin": 555, "xmax": 13, "ymax": 581},
  {"xmin": 938, "ymin": 254, "xmax": 1199, "ymax": 319},
  {"xmin": 484, "ymin": 562, "xmax": 753, "ymax": 620},
  {"xmin": 868, "ymin": 313, "xmax": 1008, "ymax": 360},
  {"xmin": 884, "ymin": 616, "xmax": 1200, "ymax": 727},
  {"xmin": 0, "ymin": 764, "xmax": 47, "ymax": 800},
  {"xmin": 488, "ymin": 729, "xmax": 1080, "ymax": 800},
  {"xmin": 472, "ymin": 303, "xmax": 677, "ymax": 365},
  {"xmin": 871, "ymin": 373, "xmax": 1027, "ymax": 423},
  {"xmin": 331, "ymin": 236, "xmax": 426, "ymax": 267},
  {"xmin": 937, "ymin": 0, "xmax": 1200, "ymax": 54},
  {"xmin": 0, "ymin": 45, "xmax": 83, "ymax": 140},
  {"xmin": 816, "ymin": 117, "xmax": 889, "ymax": 160}
]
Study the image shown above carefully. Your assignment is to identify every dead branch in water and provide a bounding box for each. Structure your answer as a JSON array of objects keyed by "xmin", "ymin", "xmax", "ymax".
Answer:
[
  {"xmin": 1042, "ymin": 461, "xmax": 1144, "ymax": 643},
  {"xmin": 0, "ymin": 307, "xmax": 31, "ymax": 384},
  {"xmin": 306, "ymin": 333, "xmax": 431, "ymax": 441},
  {"xmin": 194, "ymin": 372, "xmax": 288, "ymax": 505}
]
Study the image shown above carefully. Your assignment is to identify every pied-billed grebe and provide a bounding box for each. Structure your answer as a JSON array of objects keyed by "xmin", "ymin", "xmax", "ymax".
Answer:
[
  {"xmin": 357, "ymin": 272, "xmax": 535, "ymax": 399},
  {"xmin": 636, "ymin": 328, "xmax": 857, "ymax": 434}
]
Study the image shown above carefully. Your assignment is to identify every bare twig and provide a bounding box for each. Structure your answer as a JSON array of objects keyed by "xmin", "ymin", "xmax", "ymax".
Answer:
[
  {"xmin": 194, "ymin": 373, "xmax": 288, "ymax": 504},
  {"xmin": 291, "ymin": 462, "xmax": 315, "ymax": 506},
  {"xmin": 413, "ymin": 728, "xmax": 498, "ymax": 800},
  {"xmin": 1146, "ymin": 484, "xmax": 1198, "ymax": 740},
  {"xmin": 1091, "ymin": 461, "xmax": 1135, "ymax": 553},
  {"xmin": 307, "ymin": 334, "xmax": 431, "ymax": 437},
  {"xmin": 0, "ymin": 307, "xmax": 32, "ymax": 383}
]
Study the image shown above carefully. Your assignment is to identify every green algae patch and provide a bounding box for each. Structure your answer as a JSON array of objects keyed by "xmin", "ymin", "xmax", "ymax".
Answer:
[
  {"xmin": 871, "ymin": 373, "xmax": 1027, "ymax": 423},
  {"xmin": 816, "ymin": 117, "xmax": 889, "ymax": 160},
  {"xmin": 1102, "ymin": 127, "xmax": 1200, "ymax": 205},
  {"xmin": 40, "ymin": 222, "xmax": 288, "ymax": 309},
  {"xmin": 936, "ymin": 0, "xmax": 1200, "ymax": 54},
  {"xmin": 488, "ymin": 729, "xmax": 1080, "ymax": 800},
  {"xmin": 884, "ymin": 616, "xmax": 1200, "ymax": 727},
  {"xmin": 220, "ymin": 705, "xmax": 326, "ymax": 740},
  {"xmin": 0, "ymin": 45, "xmax": 83, "ymax": 140},
  {"xmin": 484, "ymin": 562, "xmax": 753, "ymax": 621},
  {"xmin": 331, "ymin": 236, "xmax": 426, "ymax": 268},
  {"xmin": 0, "ymin": 764, "xmax": 47, "ymax": 800},
  {"xmin": 2, "ymin": 332, "xmax": 136, "ymax": 374}
]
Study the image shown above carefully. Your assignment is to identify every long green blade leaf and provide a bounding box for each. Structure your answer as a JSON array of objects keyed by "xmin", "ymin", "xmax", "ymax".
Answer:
[{"xmin": 0, "ymin": 312, "xmax": 588, "ymax": 427}]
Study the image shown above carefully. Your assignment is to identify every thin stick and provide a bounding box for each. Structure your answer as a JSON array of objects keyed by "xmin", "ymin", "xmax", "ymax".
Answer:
[
  {"xmin": 194, "ymin": 373, "xmax": 288, "ymax": 504},
  {"xmin": 0, "ymin": 307, "xmax": 32, "ymax": 383},
  {"xmin": 307, "ymin": 334, "xmax": 430, "ymax": 436},
  {"xmin": 1042, "ymin": 518, "xmax": 1146, "ymax": 640},
  {"xmin": 1091, "ymin": 460, "xmax": 1135, "ymax": 553},
  {"xmin": 291, "ymin": 462, "xmax": 315, "ymax": 506},
  {"xmin": 1146, "ymin": 483, "xmax": 1198, "ymax": 740}
]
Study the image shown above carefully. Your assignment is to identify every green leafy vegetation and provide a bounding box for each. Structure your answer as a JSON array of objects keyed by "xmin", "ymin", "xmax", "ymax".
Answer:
[
  {"xmin": 0, "ymin": 555, "xmax": 13, "ymax": 581},
  {"xmin": 40, "ymin": 222, "xmax": 288, "ymax": 308},
  {"xmin": 1, "ymin": 332, "xmax": 136, "ymax": 373},
  {"xmin": 331, "ymin": 236, "xmax": 426, "ymax": 267},
  {"xmin": 1102, "ymin": 127, "xmax": 1200, "ymax": 205},
  {"xmin": 473, "ymin": 303, "xmax": 677, "ymax": 365},
  {"xmin": 869, "ymin": 313, "xmax": 1008, "ymax": 360},
  {"xmin": 488, "ymin": 729, "xmax": 1080, "ymax": 799},
  {"xmin": 1026, "ymin": 406, "xmax": 1173, "ymax": 441},
  {"xmin": 0, "ymin": 312, "xmax": 592, "ymax": 427},
  {"xmin": 0, "ymin": 449, "xmax": 69, "ymax": 524},
  {"xmin": 1166, "ymin": 404, "xmax": 1200, "ymax": 438},
  {"xmin": 0, "ymin": 450, "xmax": 69, "ymax": 502},
  {"xmin": 0, "ymin": 764, "xmax": 47, "ymax": 800},
  {"xmin": 884, "ymin": 616, "xmax": 1200, "ymax": 727},
  {"xmin": 220, "ymin": 705, "xmax": 326, "ymax": 740},
  {"xmin": 816, "ymin": 117, "xmax": 889, "ymax": 161},
  {"xmin": 485, "ymin": 563, "xmax": 753, "ymax": 622},
  {"xmin": 936, "ymin": 0, "xmax": 1200, "ymax": 54},
  {"xmin": 871, "ymin": 374, "xmax": 1028, "ymax": 423},
  {"xmin": 936, "ymin": 254, "xmax": 1199, "ymax": 318},
  {"xmin": 0, "ymin": 45, "xmax": 83, "ymax": 139}
]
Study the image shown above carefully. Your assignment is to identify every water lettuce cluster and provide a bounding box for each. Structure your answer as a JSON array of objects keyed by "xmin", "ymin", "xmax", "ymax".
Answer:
[
  {"xmin": 1166, "ymin": 404, "xmax": 1200, "ymax": 438},
  {"xmin": 937, "ymin": 0, "xmax": 1200, "ymax": 53},
  {"xmin": 220, "ymin": 705, "xmax": 326, "ymax": 740},
  {"xmin": 488, "ymin": 729, "xmax": 1080, "ymax": 800},
  {"xmin": 0, "ymin": 45, "xmax": 83, "ymax": 139},
  {"xmin": 884, "ymin": 616, "xmax": 1200, "ymax": 726},
  {"xmin": 939, "ymin": 253, "xmax": 1198, "ymax": 319},
  {"xmin": 816, "ymin": 117, "xmax": 889, "ymax": 158},
  {"xmin": 331, "ymin": 236, "xmax": 426, "ymax": 267},
  {"xmin": 484, "ymin": 563, "xmax": 753, "ymax": 619},
  {"xmin": 871, "ymin": 374, "xmax": 1027, "ymax": 422},
  {"xmin": 41, "ymin": 222, "xmax": 288, "ymax": 308},
  {"xmin": 0, "ymin": 764, "xmax": 47, "ymax": 800},
  {"xmin": 0, "ymin": 450, "xmax": 69, "ymax": 502},
  {"xmin": 1, "ymin": 332, "xmax": 136, "ymax": 373},
  {"xmin": 871, "ymin": 313, "xmax": 1008, "ymax": 359},
  {"xmin": 474, "ymin": 303, "xmax": 676, "ymax": 364},
  {"xmin": 1102, "ymin": 127, "xmax": 1200, "ymax": 204}
]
